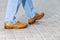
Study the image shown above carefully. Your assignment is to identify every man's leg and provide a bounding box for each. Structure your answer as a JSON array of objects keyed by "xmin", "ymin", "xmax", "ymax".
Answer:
[
  {"xmin": 4, "ymin": 0, "xmax": 27, "ymax": 29},
  {"xmin": 22, "ymin": 0, "xmax": 44, "ymax": 24},
  {"xmin": 5, "ymin": 0, "xmax": 22, "ymax": 24}
]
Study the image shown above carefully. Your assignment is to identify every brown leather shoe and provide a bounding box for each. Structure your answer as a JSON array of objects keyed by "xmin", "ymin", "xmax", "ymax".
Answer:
[
  {"xmin": 28, "ymin": 11, "xmax": 44, "ymax": 24},
  {"xmin": 4, "ymin": 22, "xmax": 28, "ymax": 29}
]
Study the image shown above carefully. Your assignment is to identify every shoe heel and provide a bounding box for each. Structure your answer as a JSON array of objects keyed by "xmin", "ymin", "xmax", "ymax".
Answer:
[{"xmin": 28, "ymin": 21, "xmax": 36, "ymax": 24}]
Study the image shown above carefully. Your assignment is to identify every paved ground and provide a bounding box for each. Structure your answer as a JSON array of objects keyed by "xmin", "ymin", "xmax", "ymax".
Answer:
[{"xmin": 0, "ymin": 0, "xmax": 60, "ymax": 40}]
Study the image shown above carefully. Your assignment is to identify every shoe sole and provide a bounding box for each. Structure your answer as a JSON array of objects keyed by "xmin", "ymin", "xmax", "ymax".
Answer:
[{"xmin": 4, "ymin": 26, "xmax": 27, "ymax": 29}]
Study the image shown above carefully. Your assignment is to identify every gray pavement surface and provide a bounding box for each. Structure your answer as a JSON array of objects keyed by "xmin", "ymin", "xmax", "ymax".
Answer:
[{"xmin": 0, "ymin": 0, "xmax": 60, "ymax": 40}]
